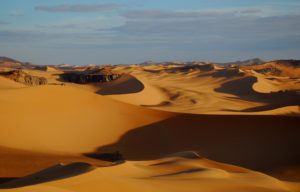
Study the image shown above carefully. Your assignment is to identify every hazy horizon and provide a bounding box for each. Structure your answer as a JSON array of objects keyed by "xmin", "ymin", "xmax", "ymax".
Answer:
[{"xmin": 1, "ymin": 0, "xmax": 300, "ymax": 65}]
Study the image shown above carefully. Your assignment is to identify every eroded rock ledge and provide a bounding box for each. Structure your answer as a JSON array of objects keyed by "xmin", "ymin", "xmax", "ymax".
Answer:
[{"xmin": 0, "ymin": 70, "xmax": 47, "ymax": 86}]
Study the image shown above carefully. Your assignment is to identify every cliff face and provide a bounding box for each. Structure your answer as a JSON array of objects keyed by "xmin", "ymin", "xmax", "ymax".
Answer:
[
  {"xmin": 0, "ymin": 70, "xmax": 47, "ymax": 86},
  {"xmin": 60, "ymin": 68, "xmax": 120, "ymax": 84}
]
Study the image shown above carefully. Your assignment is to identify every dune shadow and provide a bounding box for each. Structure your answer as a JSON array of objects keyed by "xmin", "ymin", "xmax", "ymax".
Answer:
[
  {"xmin": 144, "ymin": 64, "xmax": 215, "ymax": 74},
  {"xmin": 98, "ymin": 75, "xmax": 144, "ymax": 95},
  {"xmin": 198, "ymin": 68, "xmax": 245, "ymax": 78},
  {"xmin": 84, "ymin": 151, "xmax": 124, "ymax": 163},
  {"xmin": 151, "ymin": 168, "xmax": 206, "ymax": 178},
  {"xmin": 92, "ymin": 114, "xmax": 300, "ymax": 173},
  {"xmin": 0, "ymin": 162, "xmax": 95, "ymax": 189},
  {"xmin": 141, "ymin": 101, "xmax": 172, "ymax": 107},
  {"xmin": 143, "ymin": 69, "xmax": 162, "ymax": 73},
  {"xmin": 215, "ymin": 76, "xmax": 300, "ymax": 112},
  {"xmin": 224, "ymin": 105, "xmax": 300, "ymax": 113},
  {"xmin": 0, "ymin": 178, "xmax": 17, "ymax": 185}
]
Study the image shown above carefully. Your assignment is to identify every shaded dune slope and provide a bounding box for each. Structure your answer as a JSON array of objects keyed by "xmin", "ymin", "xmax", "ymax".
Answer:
[
  {"xmin": 0, "ymin": 162, "xmax": 95, "ymax": 189},
  {"xmin": 215, "ymin": 76, "xmax": 300, "ymax": 112},
  {"xmin": 95, "ymin": 114, "xmax": 300, "ymax": 173},
  {"xmin": 97, "ymin": 73, "xmax": 168, "ymax": 106},
  {"xmin": 0, "ymin": 147, "xmax": 112, "ymax": 178},
  {"xmin": 98, "ymin": 74, "xmax": 144, "ymax": 95}
]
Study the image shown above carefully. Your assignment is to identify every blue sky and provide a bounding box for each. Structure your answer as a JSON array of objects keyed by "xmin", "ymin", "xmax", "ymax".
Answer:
[{"xmin": 0, "ymin": 0, "xmax": 300, "ymax": 65}]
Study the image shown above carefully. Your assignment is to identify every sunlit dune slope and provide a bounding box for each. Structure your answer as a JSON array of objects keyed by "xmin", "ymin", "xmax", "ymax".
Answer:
[
  {"xmin": 0, "ymin": 80, "xmax": 173, "ymax": 153},
  {"xmin": 0, "ymin": 76, "xmax": 24, "ymax": 89}
]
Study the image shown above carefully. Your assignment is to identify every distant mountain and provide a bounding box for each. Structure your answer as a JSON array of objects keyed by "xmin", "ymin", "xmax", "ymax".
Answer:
[
  {"xmin": 0, "ymin": 56, "xmax": 41, "ymax": 70},
  {"xmin": 221, "ymin": 58, "xmax": 266, "ymax": 67},
  {"xmin": 58, "ymin": 63, "xmax": 72, "ymax": 67},
  {"xmin": 0, "ymin": 56, "xmax": 23, "ymax": 68},
  {"xmin": 0, "ymin": 56, "xmax": 21, "ymax": 63},
  {"xmin": 140, "ymin": 60, "xmax": 156, "ymax": 65}
]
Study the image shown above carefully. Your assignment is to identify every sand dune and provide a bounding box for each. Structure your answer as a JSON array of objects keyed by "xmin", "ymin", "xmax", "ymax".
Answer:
[
  {"xmin": 0, "ymin": 76, "xmax": 24, "ymax": 89},
  {"xmin": 1, "ymin": 152, "xmax": 297, "ymax": 192},
  {"xmin": 0, "ymin": 84, "xmax": 172, "ymax": 153},
  {"xmin": 1, "ymin": 61, "xmax": 300, "ymax": 192},
  {"xmin": 45, "ymin": 66, "xmax": 59, "ymax": 72},
  {"xmin": 98, "ymin": 74, "xmax": 145, "ymax": 95},
  {"xmin": 0, "ymin": 146, "xmax": 112, "ymax": 178},
  {"xmin": 106, "ymin": 66, "xmax": 300, "ymax": 114},
  {"xmin": 243, "ymin": 60, "xmax": 300, "ymax": 78},
  {"xmin": 98, "ymin": 74, "xmax": 168, "ymax": 106}
]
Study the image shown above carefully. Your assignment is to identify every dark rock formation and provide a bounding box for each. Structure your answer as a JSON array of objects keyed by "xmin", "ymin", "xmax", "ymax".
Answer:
[
  {"xmin": 0, "ymin": 70, "xmax": 47, "ymax": 86},
  {"xmin": 60, "ymin": 68, "xmax": 120, "ymax": 84}
]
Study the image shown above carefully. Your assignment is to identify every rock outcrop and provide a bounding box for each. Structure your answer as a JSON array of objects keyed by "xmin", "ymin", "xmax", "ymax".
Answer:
[
  {"xmin": 0, "ymin": 70, "xmax": 47, "ymax": 86},
  {"xmin": 60, "ymin": 68, "xmax": 120, "ymax": 84}
]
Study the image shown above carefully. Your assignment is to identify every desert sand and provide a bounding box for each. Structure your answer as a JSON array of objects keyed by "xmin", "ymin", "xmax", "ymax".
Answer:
[{"xmin": 0, "ymin": 59, "xmax": 300, "ymax": 192}]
